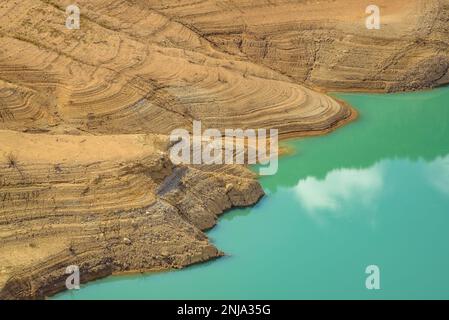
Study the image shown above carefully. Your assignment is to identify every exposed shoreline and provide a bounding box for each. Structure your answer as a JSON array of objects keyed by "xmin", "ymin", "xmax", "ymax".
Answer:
[
  {"xmin": 0, "ymin": 83, "xmax": 438, "ymax": 300},
  {"xmin": 44, "ymin": 85, "xmax": 445, "ymax": 299},
  {"xmin": 0, "ymin": 94, "xmax": 355, "ymax": 300},
  {"xmin": 58, "ymin": 99, "xmax": 359, "ymax": 299},
  {"xmin": 1, "ymin": 0, "xmax": 448, "ymax": 300}
]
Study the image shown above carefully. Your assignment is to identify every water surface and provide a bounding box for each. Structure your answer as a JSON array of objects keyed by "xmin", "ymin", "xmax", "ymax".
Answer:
[{"xmin": 56, "ymin": 87, "xmax": 449, "ymax": 299}]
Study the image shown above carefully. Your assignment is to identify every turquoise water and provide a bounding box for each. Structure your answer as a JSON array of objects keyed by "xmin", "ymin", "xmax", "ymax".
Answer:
[{"xmin": 56, "ymin": 87, "xmax": 449, "ymax": 300}]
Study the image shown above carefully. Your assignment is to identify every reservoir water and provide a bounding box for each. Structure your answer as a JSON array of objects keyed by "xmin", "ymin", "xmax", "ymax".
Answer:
[{"xmin": 56, "ymin": 87, "xmax": 449, "ymax": 299}]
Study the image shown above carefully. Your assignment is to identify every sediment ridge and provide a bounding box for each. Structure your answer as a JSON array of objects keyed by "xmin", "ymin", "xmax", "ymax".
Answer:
[{"xmin": 0, "ymin": 0, "xmax": 447, "ymax": 299}]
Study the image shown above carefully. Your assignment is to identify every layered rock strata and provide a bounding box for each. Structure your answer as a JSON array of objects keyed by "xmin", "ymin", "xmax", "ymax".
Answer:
[{"xmin": 1, "ymin": 0, "xmax": 447, "ymax": 299}]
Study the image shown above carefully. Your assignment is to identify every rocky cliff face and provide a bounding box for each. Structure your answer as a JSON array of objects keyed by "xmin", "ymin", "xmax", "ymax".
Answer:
[
  {"xmin": 0, "ymin": 132, "xmax": 263, "ymax": 299},
  {"xmin": 0, "ymin": 0, "xmax": 350, "ymax": 136},
  {"xmin": 150, "ymin": 0, "xmax": 449, "ymax": 91},
  {"xmin": 0, "ymin": 0, "xmax": 447, "ymax": 299}
]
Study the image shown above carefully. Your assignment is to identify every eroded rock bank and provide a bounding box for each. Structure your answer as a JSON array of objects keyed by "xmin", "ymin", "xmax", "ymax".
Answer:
[
  {"xmin": 151, "ymin": 0, "xmax": 449, "ymax": 92},
  {"xmin": 0, "ymin": 132, "xmax": 264, "ymax": 299},
  {"xmin": 0, "ymin": 0, "xmax": 447, "ymax": 299}
]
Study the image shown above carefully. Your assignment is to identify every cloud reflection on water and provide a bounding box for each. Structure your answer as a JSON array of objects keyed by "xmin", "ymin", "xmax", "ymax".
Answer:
[
  {"xmin": 295, "ymin": 164, "xmax": 384, "ymax": 215},
  {"xmin": 293, "ymin": 153, "xmax": 449, "ymax": 223},
  {"xmin": 424, "ymin": 154, "xmax": 449, "ymax": 196}
]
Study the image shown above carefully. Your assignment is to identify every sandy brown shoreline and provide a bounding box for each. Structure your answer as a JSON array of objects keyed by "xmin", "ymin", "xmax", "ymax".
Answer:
[
  {"xmin": 51, "ymin": 112, "xmax": 357, "ymax": 300},
  {"xmin": 1, "ymin": 0, "xmax": 448, "ymax": 299},
  {"xmin": 0, "ymin": 97, "xmax": 353, "ymax": 300}
]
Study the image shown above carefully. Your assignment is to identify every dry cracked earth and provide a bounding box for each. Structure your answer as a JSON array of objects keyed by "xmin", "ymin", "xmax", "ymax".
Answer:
[{"xmin": 0, "ymin": 0, "xmax": 448, "ymax": 299}]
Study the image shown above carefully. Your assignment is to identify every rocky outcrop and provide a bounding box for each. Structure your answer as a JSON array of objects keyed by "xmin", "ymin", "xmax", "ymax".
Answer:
[
  {"xmin": 151, "ymin": 0, "xmax": 449, "ymax": 92},
  {"xmin": 1, "ymin": 0, "xmax": 447, "ymax": 299},
  {"xmin": 0, "ymin": 0, "xmax": 350, "ymax": 136},
  {"xmin": 0, "ymin": 131, "xmax": 263, "ymax": 299},
  {"xmin": 0, "ymin": 0, "xmax": 357, "ymax": 299}
]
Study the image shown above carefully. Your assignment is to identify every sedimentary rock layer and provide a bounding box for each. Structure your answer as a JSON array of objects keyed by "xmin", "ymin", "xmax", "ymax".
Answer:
[
  {"xmin": 0, "ymin": 0, "xmax": 447, "ymax": 299},
  {"xmin": 0, "ymin": 0, "xmax": 350, "ymax": 135},
  {"xmin": 149, "ymin": 0, "xmax": 449, "ymax": 91},
  {"xmin": 0, "ymin": 131, "xmax": 263, "ymax": 299}
]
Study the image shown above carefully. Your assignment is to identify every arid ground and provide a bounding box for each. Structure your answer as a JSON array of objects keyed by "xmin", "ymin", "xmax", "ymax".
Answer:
[{"xmin": 0, "ymin": 0, "xmax": 448, "ymax": 299}]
